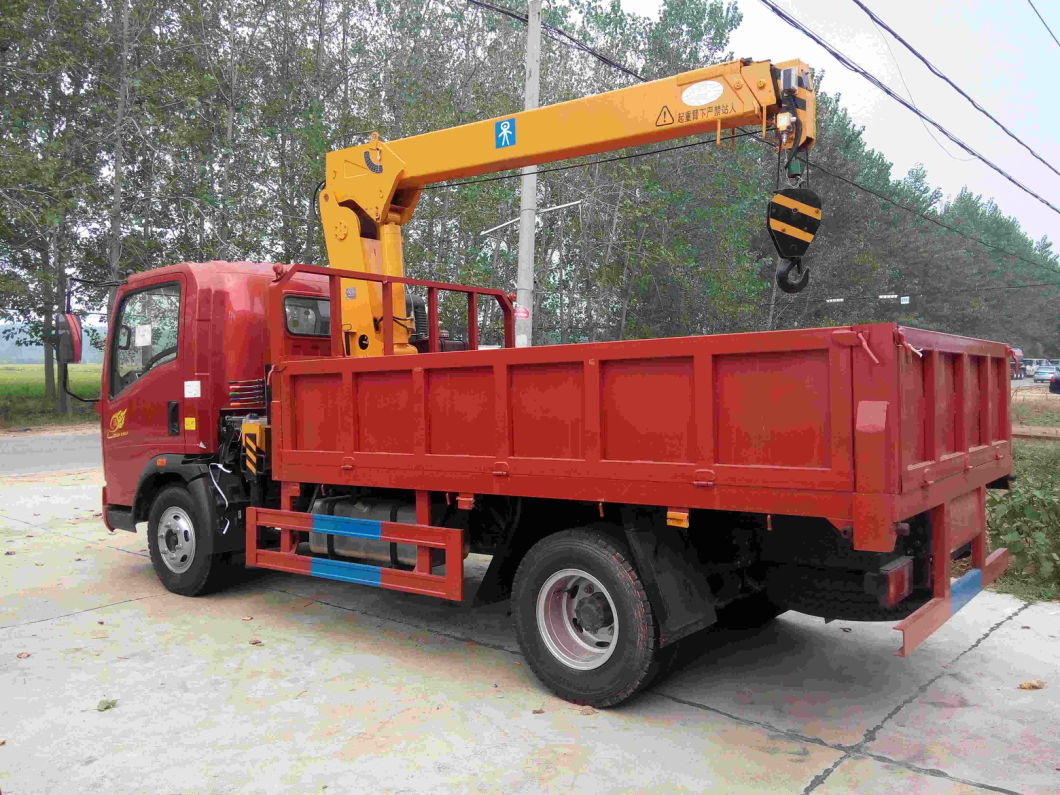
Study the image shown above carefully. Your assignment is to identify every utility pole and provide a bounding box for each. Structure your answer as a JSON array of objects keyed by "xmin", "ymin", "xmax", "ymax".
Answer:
[{"xmin": 515, "ymin": 0, "xmax": 542, "ymax": 347}]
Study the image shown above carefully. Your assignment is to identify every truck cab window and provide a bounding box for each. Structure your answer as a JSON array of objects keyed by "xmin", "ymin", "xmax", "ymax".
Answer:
[
  {"xmin": 284, "ymin": 295, "xmax": 330, "ymax": 336},
  {"xmin": 110, "ymin": 283, "xmax": 181, "ymax": 396}
]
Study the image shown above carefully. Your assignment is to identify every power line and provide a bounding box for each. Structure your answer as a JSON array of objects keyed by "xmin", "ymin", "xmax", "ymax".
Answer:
[
  {"xmin": 801, "ymin": 154, "xmax": 1059, "ymax": 277},
  {"xmin": 466, "ymin": 0, "xmax": 646, "ymax": 81},
  {"xmin": 426, "ymin": 130, "xmax": 1059, "ymax": 278},
  {"xmin": 850, "ymin": 0, "xmax": 1059, "ymax": 179},
  {"xmin": 1027, "ymin": 0, "xmax": 1060, "ymax": 49},
  {"xmin": 808, "ymin": 280, "xmax": 1060, "ymax": 306},
  {"xmin": 422, "ymin": 128, "xmax": 763, "ymax": 190},
  {"xmin": 757, "ymin": 0, "xmax": 1060, "ymax": 217},
  {"xmin": 443, "ymin": 3, "xmax": 1059, "ymax": 279},
  {"xmin": 867, "ymin": 14, "xmax": 971, "ymax": 162}
]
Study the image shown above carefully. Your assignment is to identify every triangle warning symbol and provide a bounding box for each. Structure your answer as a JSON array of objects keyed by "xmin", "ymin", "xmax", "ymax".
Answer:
[{"xmin": 656, "ymin": 105, "xmax": 674, "ymax": 126}]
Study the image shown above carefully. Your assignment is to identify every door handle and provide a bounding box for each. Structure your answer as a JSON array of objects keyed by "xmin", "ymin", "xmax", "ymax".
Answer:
[{"xmin": 168, "ymin": 401, "xmax": 180, "ymax": 435}]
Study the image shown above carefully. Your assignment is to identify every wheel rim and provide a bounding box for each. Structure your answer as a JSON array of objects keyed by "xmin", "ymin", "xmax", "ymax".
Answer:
[
  {"xmin": 157, "ymin": 506, "xmax": 196, "ymax": 574},
  {"xmin": 536, "ymin": 568, "xmax": 618, "ymax": 670}
]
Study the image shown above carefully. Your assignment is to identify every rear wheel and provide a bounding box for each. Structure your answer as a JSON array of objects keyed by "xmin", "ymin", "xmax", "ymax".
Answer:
[
  {"xmin": 512, "ymin": 529, "xmax": 659, "ymax": 707},
  {"xmin": 147, "ymin": 485, "xmax": 233, "ymax": 596}
]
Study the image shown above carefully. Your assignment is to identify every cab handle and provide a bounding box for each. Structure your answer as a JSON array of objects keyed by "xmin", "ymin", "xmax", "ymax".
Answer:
[{"xmin": 168, "ymin": 401, "xmax": 180, "ymax": 435}]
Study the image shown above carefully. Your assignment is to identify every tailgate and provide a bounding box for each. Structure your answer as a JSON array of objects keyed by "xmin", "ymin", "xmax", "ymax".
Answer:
[
  {"xmin": 895, "ymin": 326, "xmax": 1011, "ymax": 491},
  {"xmin": 891, "ymin": 326, "xmax": 1011, "ymax": 654}
]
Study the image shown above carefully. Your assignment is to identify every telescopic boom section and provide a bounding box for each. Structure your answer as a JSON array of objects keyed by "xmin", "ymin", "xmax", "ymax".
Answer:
[{"xmin": 317, "ymin": 58, "xmax": 816, "ymax": 357}]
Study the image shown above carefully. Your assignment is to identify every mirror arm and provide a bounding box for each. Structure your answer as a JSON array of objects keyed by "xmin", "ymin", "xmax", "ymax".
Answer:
[{"xmin": 63, "ymin": 382, "xmax": 98, "ymax": 404}]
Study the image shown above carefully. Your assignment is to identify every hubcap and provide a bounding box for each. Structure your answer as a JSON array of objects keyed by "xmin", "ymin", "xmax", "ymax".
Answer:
[
  {"xmin": 157, "ymin": 506, "xmax": 196, "ymax": 574},
  {"xmin": 536, "ymin": 568, "xmax": 618, "ymax": 670}
]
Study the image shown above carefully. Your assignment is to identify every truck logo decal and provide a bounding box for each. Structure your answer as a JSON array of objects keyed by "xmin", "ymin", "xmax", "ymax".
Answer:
[{"xmin": 107, "ymin": 408, "xmax": 129, "ymax": 439}]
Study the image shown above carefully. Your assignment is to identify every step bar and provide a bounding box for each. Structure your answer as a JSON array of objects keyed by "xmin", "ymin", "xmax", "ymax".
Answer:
[{"xmin": 245, "ymin": 507, "xmax": 464, "ymax": 601}]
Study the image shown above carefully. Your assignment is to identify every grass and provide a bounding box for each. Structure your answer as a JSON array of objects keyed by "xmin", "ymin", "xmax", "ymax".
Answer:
[
  {"xmin": 1011, "ymin": 385, "xmax": 1060, "ymax": 427},
  {"xmin": 987, "ymin": 439, "xmax": 1060, "ymax": 602},
  {"xmin": 0, "ymin": 364, "xmax": 102, "ymax": 427}
]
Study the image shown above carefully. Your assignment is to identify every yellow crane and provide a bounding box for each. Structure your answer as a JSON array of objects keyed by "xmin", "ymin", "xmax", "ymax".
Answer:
[{"xmin": 318, "ymin": 57, "xmax": 820, "ymax": 357}]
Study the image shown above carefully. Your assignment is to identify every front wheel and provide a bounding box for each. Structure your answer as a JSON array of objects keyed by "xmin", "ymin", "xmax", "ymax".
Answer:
[
  {"xmin": 512, "ymin": 529, "xmax": 660, "ymax": 707},
  {"xmin": 147, "ymin": 485, "xmax": 233, "ymax": 596}
]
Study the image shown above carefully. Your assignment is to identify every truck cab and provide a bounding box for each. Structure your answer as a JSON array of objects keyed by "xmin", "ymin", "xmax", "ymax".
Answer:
[{"xmin": 99, "ymin": 261, "xmax": 327, "ymax": 531}]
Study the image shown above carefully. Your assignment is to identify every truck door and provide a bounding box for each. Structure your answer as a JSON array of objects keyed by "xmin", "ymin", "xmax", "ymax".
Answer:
[{"xmin": 101, "ymin": 277, "xmax": 187, "ymax": 506}]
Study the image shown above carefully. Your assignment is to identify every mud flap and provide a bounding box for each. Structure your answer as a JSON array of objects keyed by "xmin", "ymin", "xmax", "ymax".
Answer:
[{"xmin": 622, "ymin": 508, "xmax": 716, "ymax": 647}]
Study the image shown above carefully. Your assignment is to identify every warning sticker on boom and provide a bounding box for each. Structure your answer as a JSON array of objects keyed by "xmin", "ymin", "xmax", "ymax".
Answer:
[{"xmin": 656, "ymin": 106, "xmax": 674, "ymax": 126}]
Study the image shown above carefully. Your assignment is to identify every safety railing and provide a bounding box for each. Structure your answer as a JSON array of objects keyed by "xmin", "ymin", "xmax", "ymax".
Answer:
[{"xmin": 270, "ymin": 263, "xmax": 515, "ymax": 357}]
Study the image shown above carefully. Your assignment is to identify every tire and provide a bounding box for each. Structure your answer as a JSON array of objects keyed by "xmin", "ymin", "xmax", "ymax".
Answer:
[
  {"xmin": 512, "ymin": 528, "xmax": 659, "ymax": 708},
  {"xmin": 147, "ymin": 485, "xmax": 232, "ymax": 596},
  {"xmin": 715, "ymin": 590, "xmax": 786, "ymax": 630}
]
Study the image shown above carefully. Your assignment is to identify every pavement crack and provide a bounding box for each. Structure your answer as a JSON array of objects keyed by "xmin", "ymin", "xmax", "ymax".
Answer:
[
  {"xmin": 655, "ymin": 691, "xmax": 851, "ymax": 754},
  {"xmin": 657, "ymin": 689, "xmax": 1021, "ymax": 795},
  {"xmin": 803, "ymin": 600, "xmax": 1034, "ymax": 795},
  {"xmin": 854, "ymin": 750, "xmax": 1022, "ymax": 795},
  {"xmin": 800, "ymin": 755, "xmax": 847, "ymax": 795},
  {"xmin": 0, "ymin": 594, "xmax": 161, "ymax": 631},
  {"xmin": 858, "ymin": 601, "xmax": 1031, "ymax": 750}
]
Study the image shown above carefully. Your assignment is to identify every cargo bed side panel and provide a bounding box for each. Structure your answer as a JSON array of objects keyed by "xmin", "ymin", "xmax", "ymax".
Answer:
[{"xmin": 273, "ymin": 327, "xmax": 859, "ymax": 517}]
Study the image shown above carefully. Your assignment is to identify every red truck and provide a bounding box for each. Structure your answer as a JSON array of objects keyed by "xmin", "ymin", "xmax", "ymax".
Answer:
[{"xmin": 60, "ymin": 60, "xmax": 1010, "ymax": 706}]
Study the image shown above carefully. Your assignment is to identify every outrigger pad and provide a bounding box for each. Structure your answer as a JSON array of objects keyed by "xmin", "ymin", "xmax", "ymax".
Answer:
[{"xmin": 767, "ymin": 187, "xmax": 822, "ymax": 260}]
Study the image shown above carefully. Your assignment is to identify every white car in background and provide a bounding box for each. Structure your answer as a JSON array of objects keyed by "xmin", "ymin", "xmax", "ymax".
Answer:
[{"xmin": 1033, "ymin": 364, "xmax": 1058, "ymax": 384}]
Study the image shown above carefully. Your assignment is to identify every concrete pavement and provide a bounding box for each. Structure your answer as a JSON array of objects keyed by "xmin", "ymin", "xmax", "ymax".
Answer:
[
  {"xmin": 1, "ymin": 468, "xmax": 1057, "ymax": 794},
  {"xmin": 0, "ymin": 429, "xmax": 100, "ymax": 475}
]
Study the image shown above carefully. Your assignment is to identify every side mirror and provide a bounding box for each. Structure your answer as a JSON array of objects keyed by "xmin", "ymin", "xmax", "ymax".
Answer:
[
  {"xmin": 117, "ymin": 325, "xmax": 132, "ymax": 350},
  {"xmin": 56, "ymin": 313, "xmax": 83, "ymax": 364}
]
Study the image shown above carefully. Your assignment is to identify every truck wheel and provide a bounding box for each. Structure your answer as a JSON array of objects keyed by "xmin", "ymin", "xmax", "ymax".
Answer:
[
  {"xmin": 147, "ymin": 485, "xmax": 231, "ymax": 597},
  {"xmin": 512, "ymin": 529, "xmax": 659, "ymax": 708},
  {"xmin": 714, "ymin": 591, "xmax": 786, "ymax": 630}
]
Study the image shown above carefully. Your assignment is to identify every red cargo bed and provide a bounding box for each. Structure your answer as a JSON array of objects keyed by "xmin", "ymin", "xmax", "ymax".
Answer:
[
  {"xmin": 259, "ymin": 268, "xmax": 1011, "ymax": 653},
  {"xmin": 271, "ymin": 322, "xmax": 1010, "ymax": 547}
]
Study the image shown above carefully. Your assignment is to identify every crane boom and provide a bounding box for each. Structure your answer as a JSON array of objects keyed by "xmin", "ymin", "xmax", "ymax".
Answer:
[{"xmin": 318, "ymin": 58, "xmax": 818, "ymax": 357}]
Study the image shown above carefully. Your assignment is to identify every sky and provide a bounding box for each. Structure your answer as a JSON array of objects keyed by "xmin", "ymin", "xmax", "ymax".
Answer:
[{"xmin": 618, "ymin": 0, "xmax": 1060, "ymax": 248}]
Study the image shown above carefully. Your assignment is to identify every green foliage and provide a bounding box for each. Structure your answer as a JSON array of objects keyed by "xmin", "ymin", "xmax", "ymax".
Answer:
[
  {"xmin": 987, "ymin": 441, "xmax": 1060, "ymax": 600},
  {"xmin": 0, "ymin": 364, "xmax": 101, "ymax": 426},
  {"xmin": 1, "ymin": 0, "xmax": 1057, "ymax": 406}
]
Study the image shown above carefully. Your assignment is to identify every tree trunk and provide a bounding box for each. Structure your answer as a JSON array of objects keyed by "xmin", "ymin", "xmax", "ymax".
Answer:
[
  {"xmin": 56, "ymin": 235, "xmax": 69, "ymax": 415},
  {"xmin": 43, "ymin": 309, "xmax": 55, "ymax": 404}
]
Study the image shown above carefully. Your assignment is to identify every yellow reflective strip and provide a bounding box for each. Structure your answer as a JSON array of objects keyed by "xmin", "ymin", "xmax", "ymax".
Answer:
[
  {"xmin": 771, "ymin": 193, "xmax": 822, "ymax": 219},
  {"xmin": 769, "ymin": 218, "xmax": 815, "ymax": 242}
]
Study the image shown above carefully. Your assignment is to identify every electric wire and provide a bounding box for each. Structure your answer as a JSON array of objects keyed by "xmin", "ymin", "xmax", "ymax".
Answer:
[
  {"xmin": 1027, "ymin": 0, "xmax": 1060, "ymax": 49},
  {"xmin": 850, "ymin": 0, "xmax": 1059, "ymax": 179},
  {"xmin": 807, "ymin": 279, "xmax": 1060, "ymax": 306},
  {"xmin": 426, "ymin": 129, "xmax": 1058, "ymax": 278},
  {"xmin": 422, "ymin": 128, "xmax": 764, "ymax": 190},
  {"xmin": 434, "ymin": 0, "xmax": 1060, "ymax": 288},
  {"xmin": 757, "ymin": 0, "xmax": 1060, "ymax": 216},
  {"xmin": 466, "ymin": 0, "xmax": 646, "ymax": 81},
  {"xmin": 798, "ymin": 153, "xmax": 1058, "ymax": 276},
  {"xmin": 461, "ymin": 0, "xmax": 1057, "ymax": 275}
]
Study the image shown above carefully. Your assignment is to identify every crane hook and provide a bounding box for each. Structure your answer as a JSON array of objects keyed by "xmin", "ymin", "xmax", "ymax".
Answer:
[
  {"xmin": 776, "ymin": 258, "xmax": 810, "ymax": 293},
  {"xmin": 767, "ymin": 187, "xmax": 821, "ymax": 294}
]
